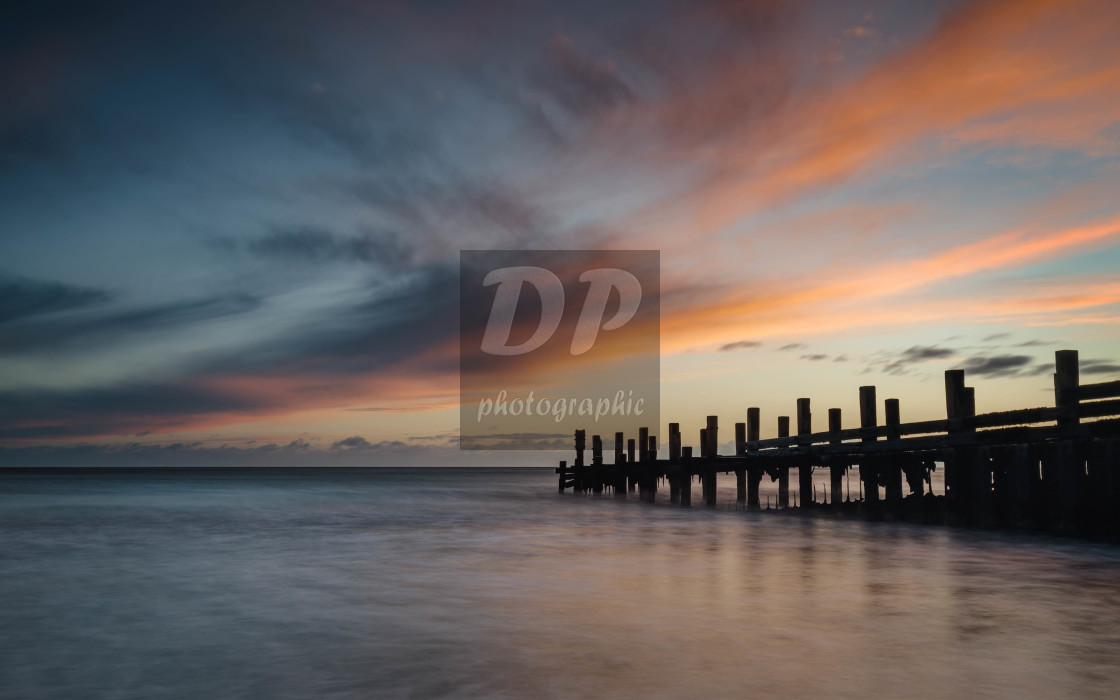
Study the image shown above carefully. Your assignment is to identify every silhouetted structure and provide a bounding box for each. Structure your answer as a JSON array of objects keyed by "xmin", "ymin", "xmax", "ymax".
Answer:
[{"xmin": 558, "ymin": 349, "xmax": 1120, "ymax": 539}]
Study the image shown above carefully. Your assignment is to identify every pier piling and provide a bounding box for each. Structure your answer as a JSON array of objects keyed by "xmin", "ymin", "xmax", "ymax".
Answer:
[{"xmin": 557, "ymin": 349, "xmax": 1120, "ymax": 539}]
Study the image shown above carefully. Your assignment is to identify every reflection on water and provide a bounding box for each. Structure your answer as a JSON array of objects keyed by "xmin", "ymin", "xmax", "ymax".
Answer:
[{"xmin": 2, "ymin": 468, "xmax": 1119, "ymax": 699}]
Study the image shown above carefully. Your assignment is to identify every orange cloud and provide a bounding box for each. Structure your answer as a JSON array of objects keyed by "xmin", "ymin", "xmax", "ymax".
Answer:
[
  {"xmin": 660, "ymin": 214, "xmax": 1120, "ymax": 349},
  {"xmin": 616, "ymin": 0, "xmax": 1120, "ymax": 249}
]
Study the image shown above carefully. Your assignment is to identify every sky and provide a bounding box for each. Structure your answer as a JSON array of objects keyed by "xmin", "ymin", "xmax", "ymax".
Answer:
[{"xmin": 2, "ymin": 0, "xmax": 1119, "ymax": 466}]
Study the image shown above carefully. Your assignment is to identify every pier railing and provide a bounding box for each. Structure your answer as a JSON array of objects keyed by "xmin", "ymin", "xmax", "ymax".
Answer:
[{"xmin": 558, "ymin": 349, "xmax": 1120, "ymax": 538}]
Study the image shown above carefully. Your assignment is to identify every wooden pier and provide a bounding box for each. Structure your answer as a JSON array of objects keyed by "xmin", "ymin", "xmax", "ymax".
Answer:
[{"xmin": 557, "ymin": 350, "xmax": 1120, "ymax": 539}]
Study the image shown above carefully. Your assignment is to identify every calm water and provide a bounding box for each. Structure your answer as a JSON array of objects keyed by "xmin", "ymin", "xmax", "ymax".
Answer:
[{"xmin": 2, "ymin": 467, "xmax": 1120, "ymax": 699}]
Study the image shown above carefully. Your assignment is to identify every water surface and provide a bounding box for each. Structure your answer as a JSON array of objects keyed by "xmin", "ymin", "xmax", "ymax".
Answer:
[{"xmin": 2, "ymin": 467, "xmax": 1119, "ymax": 699}]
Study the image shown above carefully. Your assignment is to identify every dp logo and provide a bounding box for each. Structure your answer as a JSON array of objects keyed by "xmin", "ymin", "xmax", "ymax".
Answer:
[
  {"xmin": 480, "ymin": 266, "xmax": 643, "ymax": 356},
  {"xmin": 459, "ymin": 250, "xmax": 659, "ymax": 451}
]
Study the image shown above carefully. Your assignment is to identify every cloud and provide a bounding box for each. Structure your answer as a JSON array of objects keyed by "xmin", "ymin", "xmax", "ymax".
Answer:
[
  {"xmin": 346, "ymin": 404, "xmax": 451, "ymax": 413},
  {"xmin": 0, "ymin": 380, "xmax": 267, "ymax": 440},
  {"xmin": 719, "ymin": 340, "xmax": 762, "ymax": 351},
  {"xmin": 0, "ymin": 292, "xmax": 261, "ymax": 355},
  {"xmin": 533, "ymin": 33, "xmax": 634, "ymax": 119},
  {"xmin": 961, "ymin": 354, "xmax": 1035, "ymax": 377},
  {"xmin": 4, "ymin": 0, "xmax": 1120, "ymax": 462},
  {"xmin": 244, "ymin": 227, "xmax": 415, "ymax": 267},
  {"xmin": 779, "ymin": 343, "xmax": 805, "ymax": 351},
  {"xmin": 0, "ymin": 275, "xmax": 111, "ymax": 323},
  {"xmin": 330, "ymin": 436, "xmax": 409, "ymax": 451},
  {"xmin": 1025, "ymin": 362, "xmax": 1055, "ymax": 377},
  {"xmin": 331, "ymin": 436, "xmax": 373, "ymax": 450},
  {"xmin": 881, "ymin": 345, "xmax": 955, "ymax": 374},
  {"xmin": 983, "ymin": 332, "xmax": 1011, "ymax": 341},
  {"xmin": 0, "ymin": 262, "xmax": 463, "ymax": 440},
  {"xmin": 641, "ymin": 0, "xmax": 1120, "ymax": 239},
  {"xmin": 1082, "ymin": 359, "xmax": 1120, "ymax": 375},
  {"xmin": 801, "ymin": 353, "xmax": 828, "ymax": 361}
]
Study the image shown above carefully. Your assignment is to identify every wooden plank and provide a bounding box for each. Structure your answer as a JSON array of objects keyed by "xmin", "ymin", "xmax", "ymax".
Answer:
[
  {"xmin": 1069, "ymin": 379, "xmax": 1120, "ymax": 402},
  {"xmin": 1079, "ymin": 399, "xmax": 1120, "ymax": 420}
]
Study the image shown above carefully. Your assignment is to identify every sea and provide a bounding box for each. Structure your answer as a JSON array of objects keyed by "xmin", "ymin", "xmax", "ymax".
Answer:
[{"xmin": 2, "ymin": 467, "xmax": 1119, "ymax": 699}]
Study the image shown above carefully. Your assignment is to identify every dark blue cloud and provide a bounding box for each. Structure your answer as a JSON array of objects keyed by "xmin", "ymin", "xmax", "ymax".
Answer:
[
  {"xmin": 0, "ymin": 292, "xmax": 261, "ymax": 354},
  {"xmin": 0, "ymin": 275, "xmax": 110, "ymax": 323},
  {"xmin": 0, "ymin": 381, "xmax": 266, "ymax": 440}
]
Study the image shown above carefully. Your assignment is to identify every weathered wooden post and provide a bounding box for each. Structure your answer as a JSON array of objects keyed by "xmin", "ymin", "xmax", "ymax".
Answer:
[
  {"xmin": 743, "ymin": 403, "xmax": 761, "ymax": 508},
  {"xmin": 705, "ymin": 416, "xmax": 719, "ymax": 507},
  {"xmin": 735, "ymin": 421, "xmax": 747, "ymax": 506},
  {"xmin": 627, "ymin": 438, "xmax": 637, "ymax": 492},
  {"xmin": 574, "ymin": 429, "xmax": 586, "ymax": 492},
  {"xmin": 706, "ymin": 416, "xmax": 719, "ymax": 457},
  {"xmin": 645, "ymin": 435, "xmax": 658, "ymax": 503},
  {"xmin": 680, "ymin": 446, "xmax": 693, "ymax": 507},
  {"xmin": 697, "ymin": 427, "xmax": 712, "ymax": 506},
  {"xmin": 614, "ymin": 432, "xmax": 627, "ymax": 499},
  {"xmin": 1053, "ymin": 350, "xmax": 1080, "ymax": 533},
  {"xmin": 558, "ymin": 460, "xmax": 567, "ymax": 493},
  {"xmin": 1007, "ymin": 443, "xmax": 1037, "ymax": 528},
  {"xmin": 1054, "ymin": 349, "xmax": 1080, "ymax": 428},
  {"xmin": 960, "ymin": 385, "xmax": 992, "ymax": 526},
  {"xmin": 797, "ymin": 398, "xmax": 813, "ymax": 507},
  {"xmin": 1087, "ymin": 439, "xmax": 1117, "ymax": 537},
  {"xmin": 636, "ymin": 427, "xmax": 651, "ymax": 502},
  {"xmin": 778, "ymin": 416, "xmax": 790, "ymax": 508},
  {"xmin": 944, "ymin": 369, "xmax": 977, "ymax": 524},
  {"xmin": 944, "ymin": 369, "xmax": 964, "ymax": 514},
  {"xmin": 990, "ymin": 445, "xmax": 1013, "ymax": 525},
  {"xmin": 859, "ymin": 386, "xmax": 879, "ymax": 506},
  {"xmin": 828, "ymin": 408, "xmax": 844, "ymax": 503},
  {"xmin": 590, "ymin": 434, "xmax": 604, "ymax": 494},
  {"xmin": 669, "ymin": 423, "xmax": 682, "ymax": 505},
  {"xmin": 884, "ymin": 398, "xmax": 903, "ymax": 509}
]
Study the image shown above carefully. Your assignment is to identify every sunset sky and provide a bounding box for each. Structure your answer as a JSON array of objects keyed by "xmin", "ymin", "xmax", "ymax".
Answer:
[{"xmin": 2, "ymin": 0, "xmax": 1119, "ymax": 466}]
